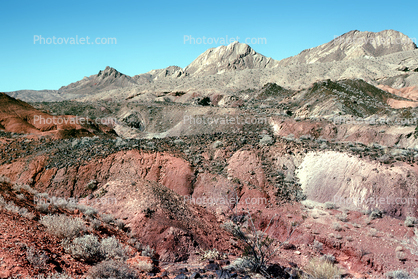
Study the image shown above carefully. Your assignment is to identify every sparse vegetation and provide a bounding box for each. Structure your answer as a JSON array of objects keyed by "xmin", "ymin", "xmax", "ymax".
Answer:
[
  {"xmin": 405, "ymin": 216, "xmax": 417, "ymax": 227},
  {"xmin": 141, "ymin": 245, "xmax": 155, "ymax": 258},
  {"xmin": 332, "ymin": 222, "xmax": 342, "ymax": 231},
  {"xmin": 385, "ymin": 270, "xmax": 413, "ymax": 279},
  {"xmin": 303, "ymin": 257, "xmax": 341, "ymax": 279},
  {"xmin": 324, "ymin": 202, "xmax": 336, "ymax": 210},
  {"xmin": 87, "ymin": 260, "xmax": 138, "ymax": 279},
  {"xmin": 101, "ymin": 213, "xmax": 115, "ymax": 224},
  {"xmin": 39, "ymin": 214, "xmax": 85, "ymax": 239},
  {"xmin": 313, "ymin": 240, "xmax": 323, "ymax": 252},
  {"xmin": 26, "ymin": 246, "xmax": 49, "ymax": 269},
  {"xmin": 199, "ymin": 248, "xmax": 225, "ymax": 261},
  {"xmin": 63, "ymin": 235, "xmax": 128, "ymax": 263}
]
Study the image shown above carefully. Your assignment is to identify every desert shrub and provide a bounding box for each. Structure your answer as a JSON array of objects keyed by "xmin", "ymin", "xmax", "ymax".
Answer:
[
  {"xmin": 26, "ymin": 246, "xmax": 49, "ymax": 269},
  {"xmin": 405, "ymin": 216, "xmax": 417, "ymax": 227},
  {"xmin": 320, "ymin": 254, "xmax": 336, "ymax": 264},
  {"xmin": 369, "ymin": 228, "xmax": 378, "ymax": 237},
  {"xmin": 303, "ymin": 257, "xmax": 341, "ymax": 279},
  {"xmin": 23, "ymin": 184, "xmax": 38, "ymax": 195},
  {"xmin": 115, "ymin": 219, "xmax": 126, "ymax": 230},
  {"xmin": 221, "ymin": 220, "xmax": 239, "ymax": 234},
  {"xmin": 18, "ymin": 207, "xmax": 35, "ymax": 220},
  {"xmin": 0, "ymin": 175, "xmax": 11, "ymax": 184},
  {"xmin": 87, "ymin": 260, "xmax": 139, "ymax": 279},
  {"xmin": 13, "ymin": 183, "xmax": 38, "ymax": 195},
  {"xmin": 141, "ymin": 245, "xmax": 155, "ymax": 258},
  {"xmin": 370, "ymin": 209, "xmax": 383, "ymax": 220},
  {"xmin": 64, "ymin": 235, "xmax": 128, "ymax": 263},
  {"xmin": 128, "ymin": 238, "xmax": 142, "ymax": 251},
  {"xmin": 336, "ymin": 213, "xmax": 348, "ymax": 222},
  {"xmin": 5, "ymin": 201, "xmax": 20, "ymax": 213},
  {"xmin": 313, "ymin": 240, "xmax": 323, "ymax": 251},
  {"xmin": 16, "ymin": 193, "xmax": 27, "ymax": 200},
  {"xmin": 36, "ymin": 203, "xmax": 50, "ymax": 213},
  {"xmin": 332, "ymin": 222, "xmax": 342, "ymax": 232},
  {"xmin": 86, "ymin": 180, "xmax": 98, "ymax": 191},
  {"xmin": 39, "ymin": 214, "xmax": 85, "ymax": 239},
  {"xmin": 101, "ymin": 213, "xmax": 115, "ymax": 224},
  {"xmin": 63, "ymin": 234, "xmax": 101, "ymax": 263},
  {"xmin": 199, "ymin": 248, "xmax": 225, "ymax": 261},
  {"xmin": 228, "ymin": 257, "xmax": 255, "ymax": 271},
  {"xmin": 90, "ymin": 219, "xmax": 101, "ymax": 230},
  {"xmin": 100, "ymin": 236, "xmax": 128, "ymax": 261},
  {"xmin": 385, "ymin": 270, "xmax": 413, "ymax": 279},
  {"xmin": 55, "ymin": 198, "xmax": 69, "ymax": 208},
  {"xmin": 396, "ymin": 251, "xmax": 407, "ymax": 261},
  {"xmin": 84, "ymin": 208, "xmax": 98, "ymax": 217},
  {"xmin": 135, "ymin": 260, "xmax": 153, "ymax": 273},
  {"xmin": 34, "ymin": 273, "xmax": 75, "ymax": 279},
  {"xmin": 324, "ymin": 202, "xmax": 336, "ymax": 210},
  {"xmin": 76, "ymin": 204, "xmax": 94, "ymax": 214}
]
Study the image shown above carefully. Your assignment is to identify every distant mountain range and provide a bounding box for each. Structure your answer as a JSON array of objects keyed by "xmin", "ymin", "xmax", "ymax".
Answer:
[{"xmin": 4, "ymin": 29, "xmax": 418, "ymax": 102}]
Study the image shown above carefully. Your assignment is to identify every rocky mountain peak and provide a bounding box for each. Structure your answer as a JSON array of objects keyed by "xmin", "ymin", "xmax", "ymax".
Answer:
[
  {"xmin": 184, "ymin": 42, "xmax": 277, "ymax": 76},
  {"xmin": 97, "ymin": 66, "xmax": 125, "ymax": 79},
  {"xmin": 278, "ymin": 29, "xmax": 417, "ymax": 66}
]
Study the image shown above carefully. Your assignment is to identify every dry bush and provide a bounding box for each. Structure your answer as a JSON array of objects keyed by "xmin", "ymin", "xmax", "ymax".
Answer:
[
  {"xmin": 385, "ymin": 270, "xmax": 413, "ymax": 279},
  {"xmin": 100, "ymin": 236, "xmax": 128, "ymax": 261},
  {"xmin": 36, "ymin": 203, "xmax": 50, "ymax": 213},
  {"xmin": 34, "ymin": 273, "xmax": 75, "ymax": 279},
  {"xmin": 39, "ymin": 214, "xmax": 85, "ymax": 239},
  {"xmin": 320, "ymin": 254, "xmax": 336, "ymax": 264},
  {"xmin": 87, "ymin": 260, "xmax": 139, "ymax": 279},
  {"xmin": 135, "ymin": 260, "xmax": 153, "ymax": 273},
  {"xmin": 199, "ymin": 248, "xmax": 225, "ymax": 261},
  {"xmin": 63, "ymin": 235, "xmax": 128, "ymax": 263},
  {"xmin": 332, "ymin": 222, "xmax": 342, "ymax": 232},
  {"xmin": 141, "ymin": 245, "xmax": 155, "ymax": 258},
  {"xmin": 101, "ymin": 213, "xmax": 115, "ymax": 224},
  {"xmin": 0, "ymin": 175, "xmax": 11, "ymax": 184},
  {"xmin": 90, "ymin": 219, "xmax": 101, "ymax": 230},
  {"xmin": 303, "ymin": 257, "xmax": 341, "ymax": 279},
  {"xmin": 369, "ymin": 228, "xmax": 378, "ymax": 237},
  {"xmin": 405, "ymin": 216, "xmax": 417, "ymax": 227},
  {"xmin": 324, "ymin": 202, "xmax": 336, "ymax": 210},
  {"xmin": 336, "ymin": 213, "xmax": 348, "ymax": 222},
  {"xmin": 26, "ymin": 246, "xmax": 49, "ymax": 269},
  {"xmin": 313, "ymin": 240, "xmax": 323, "ymax": 252},
  {"xmin": 63, "ymin": 234, "xmax": 101, "ymax": 263}
]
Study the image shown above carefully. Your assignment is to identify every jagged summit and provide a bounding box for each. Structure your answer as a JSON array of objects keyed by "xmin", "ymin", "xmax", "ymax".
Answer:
[
  {"xmin": 97, "ymin": 66, "xmax": 126, "ymax": 79},
  {"xmin": 57, "ymin": 66, "xmax": 136, "ymax": 95},
  {"xmin": 184, "ymin": 41, "xmax": 277, "ymax": 76},
  {"xmin": 278, "ymin": 29, "xmax": 417, "ymax": 66}
]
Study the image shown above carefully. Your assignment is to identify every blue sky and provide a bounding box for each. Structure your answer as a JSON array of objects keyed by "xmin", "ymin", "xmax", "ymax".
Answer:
[{"xmin": 1, "ymin": 0, "xmax": 417, "ymax": 92}]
